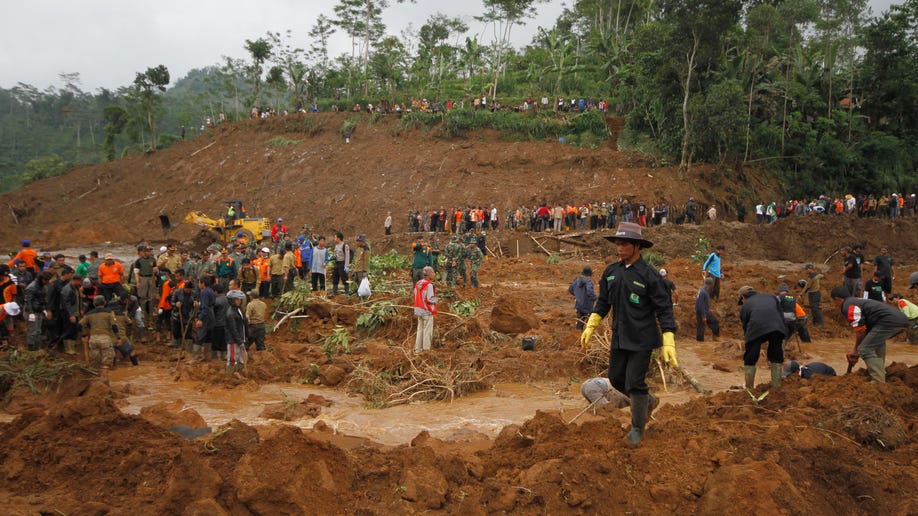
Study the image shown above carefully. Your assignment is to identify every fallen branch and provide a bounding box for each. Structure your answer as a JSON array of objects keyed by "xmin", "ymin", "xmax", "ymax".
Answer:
[
  {"xmin": 673, "ymin": 365, "xmax": 711, "ymax": 395},
  {"xmin": 528, "ymin": 234, "xmax": 553, "ymax": 256},
  {"xmin": 485, "ymin": 245, "xmax": 497, "ymax": 258},
  {"xmin": 272, "ymin": 308, "xmax": 302, "ymax": 332},
  {"xmin": 190, "ymin": 140, "xmax": 216, "ymax": 157},
  {"xmin": 6, "ymin": 204, "xmax": 19, "ymax": 225},
  {"xmin": 567, "ymin": 395, "xmax": 606, "ymax": 424},
  {"xmin": 656, "ymin": 358, "xmax": 668, "ymax": 393},
  {"xmin": 119, "ymin": 193, "xmax": 157, "ymax": 208},
  {"xmin": 77, "ymin": 185, "xmax": 99, "ymax": 199}
]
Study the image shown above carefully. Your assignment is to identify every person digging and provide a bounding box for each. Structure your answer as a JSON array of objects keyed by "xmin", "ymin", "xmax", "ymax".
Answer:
[{"xmin": 579, "ymin": 222, "xmax": 678, "ymax": 446}]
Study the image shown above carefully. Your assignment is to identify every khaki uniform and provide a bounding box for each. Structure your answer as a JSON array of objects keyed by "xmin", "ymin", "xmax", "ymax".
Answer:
[
  {"xmin": 245, "ymin": 298, "xmax": 268, "ymax": 350},
  {"xmin": 80, "ymin": 309, "xmax": 117, "ymax": 367}
]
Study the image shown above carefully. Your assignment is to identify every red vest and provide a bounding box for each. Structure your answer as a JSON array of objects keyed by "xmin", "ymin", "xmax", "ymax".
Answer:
[{"xmin": 413, "ymin": 279, "xmax": 436, "ymax": 315}]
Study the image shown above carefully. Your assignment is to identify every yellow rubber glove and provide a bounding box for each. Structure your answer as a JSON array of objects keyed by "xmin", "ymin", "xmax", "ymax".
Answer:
[
  {"xmin": 661, "ymin": 332, "xmax": 678, "ymax": 367},
  {"xmin": 580, "ymin": 313, "xmax": 604, "ymax": 350}
]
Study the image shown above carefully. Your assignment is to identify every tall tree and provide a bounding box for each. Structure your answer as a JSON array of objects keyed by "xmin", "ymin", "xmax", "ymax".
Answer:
[
  {"xmin": 476, "ymin": 0, "xmax": 545, "ymax": 101},
  {"xmin": 131, "ymin": 65, "xmax": 170, "ymax": 151},
  {"xmin": 244, "ymin": 37, "xmax": 273, "ymax": 106}
]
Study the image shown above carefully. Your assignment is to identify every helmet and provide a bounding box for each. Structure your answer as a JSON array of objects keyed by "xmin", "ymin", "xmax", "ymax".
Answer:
[
  {"xmin": 236, "ymin": 231, "xmax": 244, "ymax": 237},
  {"xmin": 277, "ymin": 218, "xmax": 284, "ymax": 223},
  {"xmin": 796, "ymin": 280, "xmax": 807, "ymax": 288},
  {"xmin": 658, "ymin": 268, "xmax": 667, "ymax": 277},
  {"xmin": 226, "ymin": 290, "xmax": 246, "ymax": 300}
]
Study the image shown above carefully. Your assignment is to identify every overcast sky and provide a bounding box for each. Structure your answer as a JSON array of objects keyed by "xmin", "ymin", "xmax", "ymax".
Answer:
[{"xmin": 0, "ymin": 0, "xmax": 898, "ymax": 92}]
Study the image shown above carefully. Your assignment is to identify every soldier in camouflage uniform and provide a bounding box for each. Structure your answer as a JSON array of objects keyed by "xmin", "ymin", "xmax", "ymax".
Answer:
[
  {"xmin": 443, "ymin": 235, "xmax": 462, "ymax": 286},
  {"xmin": 465, "ymin": 236, "xmax": 484, "ymax": 288},
  {"xmin": 429, "ymin": 234, "xmax": 441, "ymax": 277},
  {"xmin": 456, "ymin": 235, "xmax": 469, "ymax": 286}
]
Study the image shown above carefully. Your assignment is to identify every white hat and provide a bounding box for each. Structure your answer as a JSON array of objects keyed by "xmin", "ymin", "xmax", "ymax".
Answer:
[
  {"xmin": 261, "ymin": 247, "xmax": 270, "ymax": 253},
  {"xmin": 659, "ymin": 268, "xmax": 668, "ymax": 277},
  {"xmin": 159, "ymin": 246, "xmax": 167, "ymax": 253},
  {"xmin": 3, "ymin": 302, "xmax": 20, "ymax": 316}
]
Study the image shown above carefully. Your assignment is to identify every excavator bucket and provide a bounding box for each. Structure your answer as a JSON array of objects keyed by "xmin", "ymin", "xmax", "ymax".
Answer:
[{"xmin": 159, "ymin": 215, "xmax": 172, "ymax": 232}]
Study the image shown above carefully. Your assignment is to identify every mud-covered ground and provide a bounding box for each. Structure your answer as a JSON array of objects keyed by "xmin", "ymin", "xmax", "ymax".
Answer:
[{"xmin": 1, "ymin": 247, "xmax": 916, "ymax": 514}]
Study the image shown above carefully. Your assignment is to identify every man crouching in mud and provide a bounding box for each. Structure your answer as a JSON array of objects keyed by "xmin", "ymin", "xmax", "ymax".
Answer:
[{"xmin": 579, "ymin": 222, "xmax": 678, "ymax": 446}]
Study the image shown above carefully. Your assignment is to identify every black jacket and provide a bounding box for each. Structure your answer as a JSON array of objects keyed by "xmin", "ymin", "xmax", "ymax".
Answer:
[
  {"xmin": 592, "ymin": 256, "xmax": 676, "ymax": 351},
  {"xmin": 740, "ymin": 293, "xmax": 787, "ymax": 343},
  {"xmin": 225, "ymin": 305, "xmax": 247, "ymax": 345}
]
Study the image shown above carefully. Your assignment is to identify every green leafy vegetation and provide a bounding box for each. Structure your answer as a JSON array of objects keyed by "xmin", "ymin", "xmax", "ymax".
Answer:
[
  {"xmin": 450, "ymin": 298, "xmax": 480, "ymax": 317},
  {"xmin": 266, "ymin": 136, "xmax": 302, "ymax": 147},
  {"xmin": 690, "ymin": 238, "xmax": 713, "ymax": 264},
  {"xmin": 322, "ymin": 326, "xmax": 351, "ymax": 359},
  {"xmin": 2, "ymin": 0, "xmax": 915, "ymax": 194}
]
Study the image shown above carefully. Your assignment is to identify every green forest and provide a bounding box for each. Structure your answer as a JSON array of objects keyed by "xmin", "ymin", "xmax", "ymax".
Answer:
[{"xmin": 0, "ymin": 0, "xmax": 914, "ymax": 195}]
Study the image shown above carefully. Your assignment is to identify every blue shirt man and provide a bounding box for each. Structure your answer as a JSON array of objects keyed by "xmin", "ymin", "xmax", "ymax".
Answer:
[{"xmin": 702, "ymin": 245, "xmax": 725, "ymax": 300}]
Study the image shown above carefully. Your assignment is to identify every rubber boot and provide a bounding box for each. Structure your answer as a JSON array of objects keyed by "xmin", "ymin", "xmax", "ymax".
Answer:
[
  {"xmin": 130, "ymin": 354, "xmax": 139, "ymax": 366},
  {"xmin": 744, "ymin": 366, "xmax": 757, "ymax": 390},
  {"xmin": 192, "ymin": 344, "xmax": 202, "ymax": 359},
  {"xmin": 64, "ymin": 340, "xmax": 77, "ymax": 355},
  {"xmin": 624, "ymin": 393, "xmax": 650, "ymax": 446},
  {"xmin": 769, "ymin": 362, "xmax": 783, "ymax": 387},
  {"xmin": 864, "ymin": 357, "xmax": 886, "ymax": 383},
  {"xmin": 647, "ymin": 393, "xmax": 660, "ymax": 420},
  {"xmin": 226, "ymin": 364, "xmax": 234, "ymax": 375}
]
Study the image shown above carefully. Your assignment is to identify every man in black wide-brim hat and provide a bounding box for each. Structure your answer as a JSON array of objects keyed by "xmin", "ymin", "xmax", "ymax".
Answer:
[{"xmin": 579, "ymin": 222, "xmax": 678, "ymax": 446}]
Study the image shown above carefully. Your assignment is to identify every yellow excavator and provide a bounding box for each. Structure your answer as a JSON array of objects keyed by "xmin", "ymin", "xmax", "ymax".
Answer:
[{"xmin": 160, "ymin": 200, "xmax": 271, "ymax": 244}]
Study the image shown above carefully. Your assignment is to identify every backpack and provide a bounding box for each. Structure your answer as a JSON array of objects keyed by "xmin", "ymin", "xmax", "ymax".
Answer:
[{"xmin": 778, "ymin": 295, "xmax": 796, "ymax": 322}]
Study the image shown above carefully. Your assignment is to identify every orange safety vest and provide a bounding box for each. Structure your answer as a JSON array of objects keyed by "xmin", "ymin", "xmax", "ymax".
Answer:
[
  {"xmin": 8, "ymin": 248, "xmax": 38, "ymax": 270},
  {"xmin": 294, "ymin": 248, "xmax": 302, "ymax": 268},
  {"xmin": 253, "ymin": 257, "xmax": 270, "ymax": 281}
]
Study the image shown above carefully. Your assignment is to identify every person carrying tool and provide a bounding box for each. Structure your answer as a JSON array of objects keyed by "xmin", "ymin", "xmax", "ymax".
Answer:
[
  {"xmin": 831, "ymin": 286, "xmax": 908, "ymax": 382},
  {"xmin": 737, "ymin": 286, "xmax": 787, "ymax": 390},
  {"xmin": 579, "ymin": 222, "xmax": 678, "ymax": 446}
]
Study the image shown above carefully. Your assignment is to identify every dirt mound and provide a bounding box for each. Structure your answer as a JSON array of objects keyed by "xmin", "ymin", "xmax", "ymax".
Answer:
[
  {"xmin": 490, "ymin": 294, "xmax": 541, "ymax": 334},
  {"xmin": 0, "ymin": 113, "xmax": 789, "ymax": 250},
  {"xmin": 0, "ymin": 366, "xmax": 914, "ymax": 513}
]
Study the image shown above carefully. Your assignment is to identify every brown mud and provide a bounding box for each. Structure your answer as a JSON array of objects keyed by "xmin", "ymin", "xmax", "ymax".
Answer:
[{"xmin": 0, "ymin": 115, "xmax": 915, "ymax": 513}]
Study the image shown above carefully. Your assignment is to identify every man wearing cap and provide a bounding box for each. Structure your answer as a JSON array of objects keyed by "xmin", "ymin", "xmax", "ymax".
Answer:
[
  {"xmin": 413, "ymin": 266, "xmax": 438, "ymax": 353},
  {"xmin": 133, "ymin": 245, "xmax": 158, "ymax": 329},
  {"xmin": 98, "ymin": 254, "xmax": 125, "ymax": 301},
  {"xmin": 830, "ymin": 286, "xmax": 907, "ymax": 382},
  {"xmin": 8, "ymin": 240, "xmax": 38, "ymax": 273},
  {"xmin": 580, "ymin": 222, "xmax": 677, "ymax": 446},
  {"xmin": 737, "ymin": 286, "xmax": 787, "ymax": 389},
  {"xmin": 271, "ymin": 218, "xmax": 287, "ymax": 243},
  {"xmin": 80, "ymin": 295, "xmax": 118, "ymax": 381},
  {"xmin": 253, "ymin": 248, "xmax": 272, "ymax": 298},
  {"xmin": 701, "ymin": 244, "xmax": 725, "ymax": 300},
  {"xmin": 568, "ymin": 266, "xmax": 597, "ymax": 330},
  {"xmin": 799, "ymin": 264, "xmax": 824, "ymax": 327}
]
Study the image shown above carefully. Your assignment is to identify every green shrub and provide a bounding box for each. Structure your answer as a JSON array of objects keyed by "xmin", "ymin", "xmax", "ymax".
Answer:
[
  {"xmin": 643, "ymin": 250, "xmax": 666, "ymax": 269},
  {"xmin": 690, "ymin": 238, "xmax": 712, "ymax": 264},
  {"xmin": 266, "ymin": 136, "xmax": 302, "ymax": 147}
]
